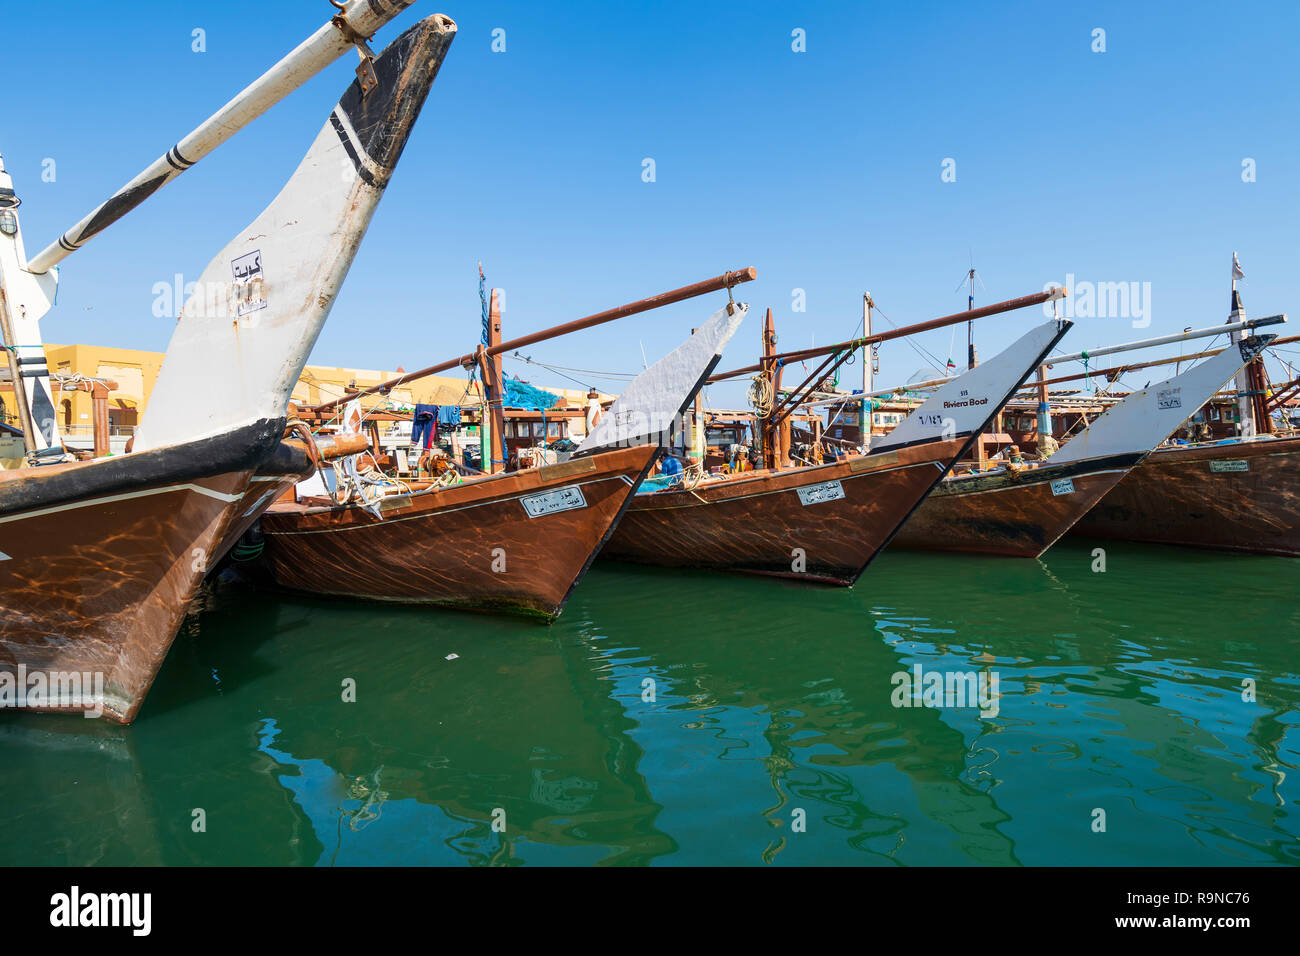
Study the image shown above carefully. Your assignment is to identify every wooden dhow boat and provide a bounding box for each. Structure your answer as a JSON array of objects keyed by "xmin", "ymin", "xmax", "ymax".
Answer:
[
  {"xmin": 0, "ymin": 5, "xmax": 456, "ymax": 722},
  {"xmin": 1071, "ymin": 270, "xmax": 1300, "ymax": 556},
  {"xmin": 603, "ymin": 293, "xmax": 1073, "ymax": 584},
  {"xmin": 257, "ymin": 443, "xmax": 659, "ymax": 620},
  {"xmin": 252, "ymin": 281, "xmax": 753, "ymax": 620},
  {"xmin": 1070, "ymin": 431, "xmax": 1300, "ymax": 556},
  {"xmin": 891, "ymin": 324, "xmax": 1282, "ymax": 557}
]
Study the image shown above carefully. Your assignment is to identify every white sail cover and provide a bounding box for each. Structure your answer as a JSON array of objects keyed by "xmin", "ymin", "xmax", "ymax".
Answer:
[
  {"xmin": 134, "ymin": 15, "xmax": 456, "ymax": 452},
  {"xmin": 874, "ymin": 320, "xmax": 1071, "ymax": 452},
  {"xmin": 576, "ymin": 302, "xmax": 747, "ymax": 457},
  {"xmin": 1049, "ymin": 335, "xmax": 1274, "ymax": 465}
]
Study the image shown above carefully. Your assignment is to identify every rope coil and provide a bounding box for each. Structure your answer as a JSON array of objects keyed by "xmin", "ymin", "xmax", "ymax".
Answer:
[{"xmin": 748, "ymin": 374, "xmax": 773, "ymax": 417}]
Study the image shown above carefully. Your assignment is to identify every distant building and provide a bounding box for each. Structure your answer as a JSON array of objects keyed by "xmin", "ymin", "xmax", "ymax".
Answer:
[{"xmin": 0, "ymin": 343, "xmax": 609, "ymax": 450}]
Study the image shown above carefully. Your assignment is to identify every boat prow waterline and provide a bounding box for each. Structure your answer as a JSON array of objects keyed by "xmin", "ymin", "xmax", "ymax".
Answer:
[{"xmin": 0, "ymin": 11, "xmax": 458, "ymax": 723}]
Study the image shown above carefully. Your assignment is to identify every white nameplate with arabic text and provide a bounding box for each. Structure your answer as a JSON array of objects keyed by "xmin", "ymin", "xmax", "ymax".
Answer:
[
  {"xmin": 521, "ymin": 485, "xmax": 588, "ymax": 518},
  {"xmin": 1209, "ymin": 460, "xmax": 1249, "ymax": 473},
  {"xmin": 1050, "ymin": 477, "xmax": 1075, "ymax": 496},
  {"xmin": 797, "ymin": 480, "xmax": 845, "ymax": 506}
]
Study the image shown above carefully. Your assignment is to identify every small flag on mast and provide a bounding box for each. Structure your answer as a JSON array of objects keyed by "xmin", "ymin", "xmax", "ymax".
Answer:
[
  {"xmin": 1232, "ymin": 252, "xmax": 1245, "ymax": 281},
  {"xmin": 946, "ymin": 358, "xmax": 956, "ymax": 371}
]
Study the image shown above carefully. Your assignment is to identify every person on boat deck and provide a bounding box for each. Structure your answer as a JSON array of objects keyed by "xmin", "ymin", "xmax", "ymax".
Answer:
[{"xmin": 726, "ymin": 442, "xmax": 745, "ymax": 472}]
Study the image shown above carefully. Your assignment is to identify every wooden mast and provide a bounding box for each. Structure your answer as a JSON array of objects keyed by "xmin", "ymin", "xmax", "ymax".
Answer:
[
  {"xmin": 1248, "ymin": 356, "xmax": 1274, "ymax": 434},
  {"xmin": 1227, "ymin": 253, "xmax": 1255, "ymax": 435},
  {"xmin": 1035, "ymin": 364, "xmax": 1052, "ymax": 454},
  {"xmin": 759, "ymin": 308, "xmax": 780, "ymax": 469},
  {"xmin": 861, "ymin": 293, "xmax": 873, "ymax": 447},
  {"xmin": 476, "ymin": 288, "xmax": 507, "ymax": 473}
]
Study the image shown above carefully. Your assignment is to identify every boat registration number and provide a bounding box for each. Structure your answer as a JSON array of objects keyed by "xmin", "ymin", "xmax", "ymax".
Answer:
[
  {"xmin": 1050, "ymin": 477, "xmax": 1075, "ymax": 496},
  {"xmin": 1156, "ymin": 386, "xmax": 1183, "ymax": 410},
  {"xmin": 1209, "ymin": 460, "xmax": 1249, "ymax": 473},
  {"xmin": 520, "ymin": 485, "xmax": 588, "ymax": 518},
  {"xmin": 797, "ymin": 480, "xmax": 845, "ymax": 506}
]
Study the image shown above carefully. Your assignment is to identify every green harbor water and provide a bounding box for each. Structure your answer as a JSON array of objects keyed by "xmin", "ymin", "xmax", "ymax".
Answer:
[{"xmin": 2, "ymin": 540, "xmax": 1298, "ymax": 867}]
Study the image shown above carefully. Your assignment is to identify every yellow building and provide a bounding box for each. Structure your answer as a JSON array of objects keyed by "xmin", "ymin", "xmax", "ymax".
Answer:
[
  {"xmin": 1, "ymin": 343, "xmax": 604, "ymax": 439},
  {"xmin": 0, "ymin": 343, "xmax": 162, "ymax": 441}
]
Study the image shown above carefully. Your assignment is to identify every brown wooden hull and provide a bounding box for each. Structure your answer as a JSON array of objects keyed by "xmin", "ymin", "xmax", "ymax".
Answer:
[
  {"xmin": 0, "ymin": 468, "xmax": 258, "ymax": 723},
  {"xmin": 257, "ymin": 445, "xmax": 658, "ymax": 620},
  {"xmin": 0, "ymin": 418, "xmax": 291, "ymax": 723},
  {"xmin": 1070, "ymin": 435, "xmax": 1300, "ymax": 556},
  {"xmin": 602, "ymin": 438, "xmax": 966, "ymax": 584},
  {"xmin": 891, "ymin": 454, "xmax": 1140, "ymax": 558}
]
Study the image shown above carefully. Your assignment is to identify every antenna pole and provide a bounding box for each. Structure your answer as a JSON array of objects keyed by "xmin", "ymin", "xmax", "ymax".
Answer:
[
  {"xmin": 966, "ymin": 267, "xmax": 979, "ymax": 369},
  {"xmin": 861, "ymin": 293, "xmax": 873, "ymax": 448}
]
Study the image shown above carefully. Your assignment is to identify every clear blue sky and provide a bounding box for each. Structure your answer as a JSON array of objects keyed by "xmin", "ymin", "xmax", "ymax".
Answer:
[{"xmin": 5, "ymin": 0, "xmax": 1299, "ymax": 407}]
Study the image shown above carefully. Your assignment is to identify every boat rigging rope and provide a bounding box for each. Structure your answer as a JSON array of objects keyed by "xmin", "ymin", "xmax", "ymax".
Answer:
[
  {"xmin": 507, "ymin": 352, "xmax": 592, "ymax": 392},
  {"xmin": 870, "ymin": 302, "xmax": 949, "ymax": 378},
  {"xmin": 510, "ymin": 352, "xmax": 637, "ymax": 383},
  {"xmin": 748, "ymin": 374, "xmax": 773, "ymax": 417},
  {"xmin": 331, "ymin": 450, "xmax": 410, "ymax": 511},
  {"xmin": 681, "ymin": 460, "xmax": 704, "ymax": 490}
]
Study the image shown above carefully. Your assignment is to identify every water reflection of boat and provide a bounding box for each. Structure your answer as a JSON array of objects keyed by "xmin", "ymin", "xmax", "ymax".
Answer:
[
  {"xmin": 199, "ymin": 594, "xmax": 679, "ymax": 865},
  {"xmin": 578, "ymin": 566, "xmax": 1021, "ymax": 864},
  {"xmin": 0, "ymin": 723, "xmax": 164, "ymax": 865},
  {"xmin": 4, "ymin": 552, "xmax": 1296, "ymax": 865}
]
